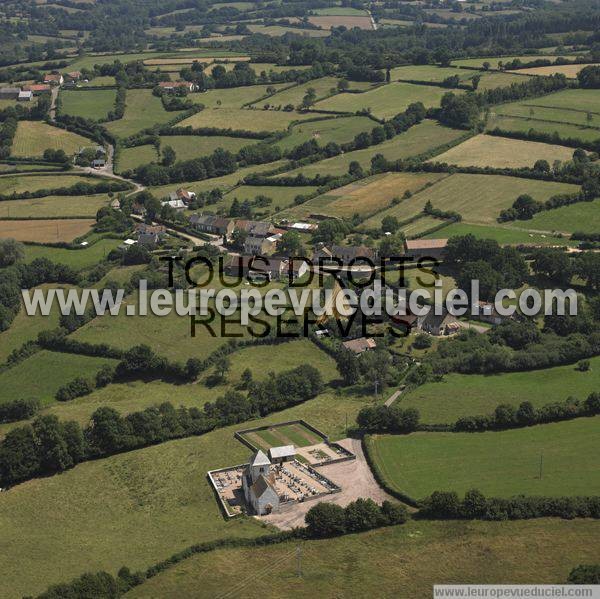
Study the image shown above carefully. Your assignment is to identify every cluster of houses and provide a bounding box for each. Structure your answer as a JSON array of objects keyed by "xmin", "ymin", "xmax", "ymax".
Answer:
[
  {"xmin": 0, "ymin": 87, "xmax": 34, "ymax": 102},
  {"xmin": 119, "ymin": 222, "xmax": 168, "ymax": 251},
  {"xmin": 0, "ymin": 71, "xmax": 85, "ymax": 102}
]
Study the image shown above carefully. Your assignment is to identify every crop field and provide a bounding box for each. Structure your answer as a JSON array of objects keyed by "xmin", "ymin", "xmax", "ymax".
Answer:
[
  {"xmin": 276, "ymin": 121, "xmax": 465, "ymax": 179},
  {"xmin": 0, "ymin": 387, "xmax": 372, "ymax": 597},
  {"xmin": 59, "ymin": 89, "xmax": 116, "ymax": 120},
  {"xmin": 487, "ymin": 115, "xmax": 600, "ymax": 144},
  {"xmin": 251, "ymin": 77, "xmax": 343, "ymax": 108},
  {"xmin": 11, "ymin": 121, "xmax": 91, "ymax": 157},
  {"xmin": 178, "ymin": 107, "xmax": 315, "ymax": 132},
  {"xmin": 221, "ymin": 184, "xmax": 318, "ymax": 212},
  {"xmin": 241, "ymin": 422, "xmax": 324, "ymax": 451},
  {"xmin": 105, "ymin": 89, "xmax": 185, "ymax": 138},
  {"xmin": 284, "ymin": 172, "xmax": 446, "ymax": 221},
  {"xmin": 0, "ymin": 350, "xmax": 118, "ymax": 405},
  {"xmin": 423, "ymin": 222, "xmax": 574, "ymax": 245},
  {"xmin": 508, "ymin": 63, "xmax": 599, "ymax": 77},
  {"xmin": 0, "ymin": 173, "xmax": 95, "ymax": 195},
  {"xmin": 125, "ymin": 519, "xmax": 600, "ymax": 599},
  {"xmin": 246, "ymin": 24, "xmax": 330, "ymax": 37},
  {"xmin": 432, "ymin": 134, "xmax": 576, "ymax": 168},
  {"xmin": 0, "ymin": 193, "xmax": 111, "ymax": 218},
  {"xmin": 387, "ymin": 173, "xmax": 578, "ymax": 225},
  {"xmin": 366, "ymin": 416, "xmax": 600, "ymax": 499},
  {"xmin": 22, "ymin": 238, "xmax": 122, "ymax": 269},
  {"xmin": 314, "ymin": 82, "xmax": 456, "ymax": 119},
  {"xmin": 401, "ymin": 356, "xmax": 600, "ymax": 424},
  {"xmin": 190, "ymin": 84, "xmax": 289, "ymax": 108},
  {"xmin": 273, "ymin": 115, "xmax": 375, "ymax": 152},
  {"xmin": 514, "ymin": 198, "xmax": 600, "ymax": 234},
  {"xmin": 0, "ymin": 218, "xmax": 95, "ymax": 242}
]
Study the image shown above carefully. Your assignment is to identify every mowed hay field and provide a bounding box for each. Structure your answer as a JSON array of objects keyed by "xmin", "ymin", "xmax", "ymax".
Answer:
[
  {"xmin": 284, "ymin": 171, "xmax": 446, "ymax": 221},
  {"xmin": 508, "ymin": 63, "xmax": 600, "ymax": 77},
  {"xmin": 190, "ymin": 84, "xmax": 289, "ymax": 108},
  {"xmin": 0, "ymin": 194, "xmax": 111, "ymax": 218},
  {"xmin": 59, "ymin": 88, "xmax": 116, "ymax": 120},
  {"xmin": 0, "ymin": 218, "xmax": 94, "ymax": 242},
  {"xmin": 125, "ymin": 520, "xmax": 600, "ymax": 599},
  {"xmin": 366, "ymin": 416, "xmax": 600, "ymax": 499},
  {"xmin": 250, "ymin": 77, "xmax": 343, "ymax": 107},
  {"xmin": 178, "ymin": 107, "xmax": 315, "ymax": 132},
  {"xmin": 432, "ymin": 134, "xmax": 575, "ymax": 168},
  {"xmin": 314, "ymin": 82, "xmax": 455, "ymax": 119},
  {"xmin": 21, "ymin": 238, "xmax": 122, "ymax": 269},
  {"xmin": 276, "ymin": 120, "xmax": 466, "ymax": 178},
  {"xmin": 401, "ymin": 356, "xmax": 600, "ymax": 424},
  {"xmin": 242, "ymin": 422, "xmax": 323, "ymax": 452},
  {"xmin": 11, "ymin": 121, "xmax": 91, "ymax": 157},
  {"xmin": 116, "ymin": 144, "xmax": 158, "ymax": 172},
  {"xmin": 274, "ymin": 115, "xmax": 374, "ymax": 152},
  {"xmin": 105, "ymin": 89, "xmax": 185, "ymax": 138},
  {"xmin": 382, "ymin": 173, "xmax": 578, "ymax": 225},
  {"xmin": 487, "ymin": 115, "xmax": 600, "ymax": 144},
  {"xmin": 390, "ymin": 65, "xmax": 473, "ymax": 82}
]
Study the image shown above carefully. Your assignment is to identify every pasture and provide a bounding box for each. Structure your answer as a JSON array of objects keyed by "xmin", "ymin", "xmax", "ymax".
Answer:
[
  {"xmin": 284, "ymin": 172, "xmax": 446, "ymax": 221},
  {"xmin": 105, "ymin": 89, "xmax": 185, "ymax": 138},
  {"xmin": 22, "ymin": 238, "xmax": 122, "ymax": 269},
  {"xmin": 276, "ymin": 120, "xmax": 465, "ymax": 178},
  {"xmin": 251, "ymin": 76, "xmax": 343, "ymax": 108},
  {"xmin": 423, "ymin": 222, "xmax": 574, "ymax": 245},
  {"xmin": 390, "ymin": 65, "xmax": 472, "ymax": 82},
  {"xmin": 0, "ymin": 173, "xmax": 95, "ymax": 195},
  {"xmin": 475, "ymin": 72, "xmax": 534, "ymax": 90},
  {"xmin": 161, "ymin": 134, "xmax": 253, "ymax": 158},
  {"xmin": 515, "ymin": 198, "xmax": 600, "ymax": 234},
  {"xmin": 508, "ymin": 63, "xmax": 599, "ymax": 77},
  {"xmin": 401, "ymin": 356, "xmax": 600, "ymax": 423},
  {"xmin": 0, "ymin": 350, "xmax": 118, "ymax": 405},
  {"xmin": 0, "ymin": 193, "xmax": 111, "ymax": 218},
  {"xmin": 59, "ymin": 89, "xmax": 116, "ymax": 120},
  {"xmin": 126, "ymin": 519, "xmax": 600, "ymax": 599},
  {"xmin": 366, "ymin": 417, "xmax": 600, "ymax": 498},
  {"xmin": 177, "ymin": 107, "xmax": 315, "ymax": 132},
  {"xmin": 0, "ymin": 218, "xmax": 95, "ymax": 242},
  {"xmin": 115, "ymin": 144, "xmax": 158, "ymax": 173},
  {"xmin": 221, "ymin": 184, "xmax": 318, "ymax": 213},
  {"xmin": 274, "ymin": 115, "xmax": 375, "ymax": 152},
  {"xmin": 431, "ymin": 134, "xmax": 576, "ymax": 168},
  {"xmin": 487, "ymin": 115, "xmax": 600, "ymax": 144},
  {"xmin": 190, "ymin": 84, "xmax": 289, "ymax": 108},
  {"xmin": 451, "ymin": 55, "xmax": 577, "ymax": 69},
  {"xmin": 11, "ymin": 121, "xmax": 91, "ymax": 158},
  {"xmin": 314, "ymin": 82, "xmax": 455, "ymax": 119}
]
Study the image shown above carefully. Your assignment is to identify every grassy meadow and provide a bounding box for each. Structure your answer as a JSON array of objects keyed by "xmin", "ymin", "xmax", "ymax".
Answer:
[
  {"xmin": 515, "ymin": 198, "xmax": 600, "ymax": 234},
  {"xmin": 0, "ymin": 219, "xmax": 95, "ymax": 242},
  {"xmin": 0, "ymin": 173, "xmax": 94, "ymax": 195},
  {"xmin": 11, "ymin": 121, "xmax": 91, "ymax": 157},
  {"xmin": 367, "ymin": 416, "xmax": 600, "ymax": 499},
  {"xmin": 22, "ymin": 238, "xmax": 122, "ymax": 269},
  {"xmin": 0, "ymin": 193, "xmax": 111, "ymax": 218},
  {"xmin": 59, "ymin": 88, "xmax": 116, "ymax": 120}
]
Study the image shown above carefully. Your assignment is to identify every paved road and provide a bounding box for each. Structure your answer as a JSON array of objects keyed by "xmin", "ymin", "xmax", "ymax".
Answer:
[{"xmin": 384, "ymin": 387, "xmax": 404, "ymax": 407}]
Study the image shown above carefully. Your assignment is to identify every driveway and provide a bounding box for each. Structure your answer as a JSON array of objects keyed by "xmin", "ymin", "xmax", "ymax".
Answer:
[{"xmin": 261, "ymin": 438, "xmax": 394, "ymax": 530}]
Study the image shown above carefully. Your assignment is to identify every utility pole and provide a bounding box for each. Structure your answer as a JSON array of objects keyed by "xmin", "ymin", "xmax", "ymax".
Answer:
[{"xmin": 296, "ymin": 544, "xmax": 302, "ymax": 578}]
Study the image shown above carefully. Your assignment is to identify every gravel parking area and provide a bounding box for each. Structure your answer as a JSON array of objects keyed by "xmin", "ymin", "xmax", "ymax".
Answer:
[{"xmin": 261, "ymin": 438, "xmax": 394, "ymax": 530}]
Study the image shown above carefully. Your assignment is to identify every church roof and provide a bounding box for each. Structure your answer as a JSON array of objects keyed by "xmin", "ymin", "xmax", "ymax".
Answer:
[
  {"xmin": 251, "ymin": 474, "xmax": 277, "ymax": 498},
  {"xmin": 250, "ymin": 450, "xmax": 271, "ymax": 467}
]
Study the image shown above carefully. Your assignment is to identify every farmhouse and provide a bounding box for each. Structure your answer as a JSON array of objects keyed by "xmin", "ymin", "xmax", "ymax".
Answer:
[
  {"xmin": 421, "ymin": 310, "xmax": 460, "ymax": 336},
  {"xmin": 474, "ymin": 301, "xmax": 508, "ymax": 325},
  {"xmin": 43, "ymin": 73, "xmax": 64, "ymax": 86},
  {"xmin": 224, "ymin": 255, "xmax": 285, "ymax": 279},
  {"xmin": 331, "ymin": 244, "xmax": 377, "ymax": 263},
  {"xmin": 233, "ymin": 219, "xmax": 273, "ymax": 238},
  {"xmin": 23, "ymin": 84, "xmax": 51, "ymax": 94},
  {"xmin": 134, "ymin": 223, "xmax": 166, "ymax": 236},
  {"xmin": 190, "ymin": 214, "xmax": 234, "ymax": 236},
  {"xmin": 169, "ymin": 188, "xmax": 196, "ymax": 204},
  {"xmin": 244, "ymin": 236, "xmax": 276, "ymax": 255},
  {"xmin": 18, "ymin": 91, "xmax": 33, "ymax": 102},
  {"xmin": 404, "ymin": 238, "xmax": 448, "ymax": 261},
  {"xmin": 342, "ymin": 337, "xmax": 377, "ymax": 355},
  {"xmin": 137, "ymin": 233, "xmax": 161, "ymax": 248},
  {"xmin": 66, "ymin": 71, "xmax": 82, "ymax": 81},
  {"xmin": 161, "ymin": 198, "xmax": 186, "ymax": 211}
]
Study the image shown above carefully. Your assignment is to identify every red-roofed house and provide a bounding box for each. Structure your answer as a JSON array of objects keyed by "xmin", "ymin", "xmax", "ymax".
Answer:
[
  {"xmin": 23, "ymin": 84, "xmax": 51, "ymax": 94},
  {"xmin": 43, "ymin": 73, "xmax": 64, "ymax": 86}
]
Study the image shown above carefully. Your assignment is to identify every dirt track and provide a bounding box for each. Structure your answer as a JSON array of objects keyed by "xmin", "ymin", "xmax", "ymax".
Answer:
[{"xmin": 261, "ymin": 438, "xmax": 394, "ymax": 530}]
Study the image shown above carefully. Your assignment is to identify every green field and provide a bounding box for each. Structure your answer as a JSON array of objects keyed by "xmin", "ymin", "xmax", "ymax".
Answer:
[
  {"xmin": 274, "ymin": 115, "xmax": 375, "ymax": 152},
  {"xmin": 221, "ymin": 184, "xmax": 318, "ymax": 213},
  {"xmin": 487, "ymin": 114, "xmax": 600, "ymax": 144},
  {"xmin": 190, "ymin": 84, "xmax": 290, "ymax": 108},
  {"xmin": 401, "ymin": 356, "xmax": 600, "ymax": 424},
  {"xmin": 367, "ymin": 417, "xmax": 600, "ymax": 499},
  {"xmin": 0, "ymin": 386, "xmax": 372, "ymax": 597},
  {"xmin": 314, "ymin": 82, "xmax": 457, "ymax": 119},
  {"xmin": 0, "ymin": 193, "xmax": 111, "ymax": 217},
  {"xmin": 251, "ymin": 76, "xmax": 343, "ymax": 108},
  {"xmin": 384, "ymin": 173, "xmax": 578, "ymax": 226},
  {"xmin": 390, "ymin": 65, "xmax": 473, "ymax": 82},
  {"xmin": 0, "ymin": 350, "xmax": 118, "ymax": 405},
  {"xmin": 451, "ymin": 55, "xmax": 577, "ymax": 69},
  {"xmin": 11, "ymin": 121, "xmax": 91, "ymax": 158},
  {"xmin": 476, "ymin": 72, "xmax": 533, "ymax": 90},
  {"xmin": 125, "ymin": 519, "xmax": 600, "ymax": 599},
  {"xmin": 105, "ymin": 89, "xmax": 185, "ymax": 138},
  {"xmin": 515, "ymin": 198, "xmax": 600, "ymax": 234},
  {"xmin": 276, "ymin": 120, "xmax": 465, "ymax": 178},
  {"xmin": 59, "ymin": 89, "xmax": 116, "ymax": 120},
  {"xmin": 178, "ymin": 107, "xmax": 315, "ymax": 132},
  {"xmin": 22, "ymin": 238, "xmax": 122, "ymax": 269},
  {"xmin": 115, "ymin": 144, "xmax": 158, "ymax": 172},
  {"xmin": 0, "ymin": 173, "xmax": 97, "ymax": 195},
  {"xmin": 241, "ymin": 421, "xmax": 324, "ymax": 451},
  {"xmin": 423, "ymin": 222, "xmax": 574, "ymax": 245}
]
